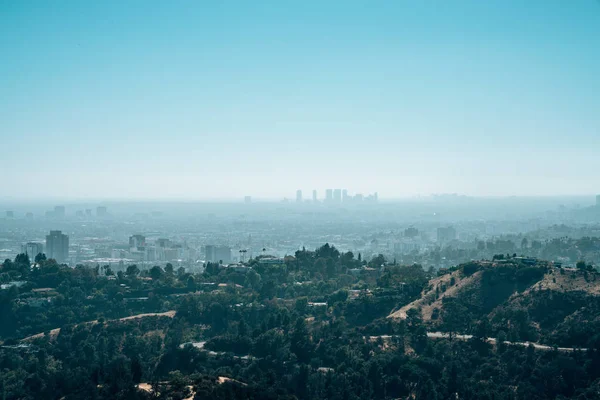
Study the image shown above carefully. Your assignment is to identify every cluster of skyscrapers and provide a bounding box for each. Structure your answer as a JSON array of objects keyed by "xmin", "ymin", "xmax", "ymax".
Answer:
[{"xmin": 295, "ymin": 189, "xmax": 378, "ymax": 204}]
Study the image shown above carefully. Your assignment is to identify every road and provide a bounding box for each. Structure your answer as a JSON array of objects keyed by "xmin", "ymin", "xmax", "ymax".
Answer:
[{"xmin": 365, "ymin": 333, "xmax": 588, "ymax": 352}]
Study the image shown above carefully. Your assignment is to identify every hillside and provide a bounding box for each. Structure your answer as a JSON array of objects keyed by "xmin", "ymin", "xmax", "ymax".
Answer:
[{"xmin": 390, "ymin": 259, "xmax": 600, "ymax": 348}]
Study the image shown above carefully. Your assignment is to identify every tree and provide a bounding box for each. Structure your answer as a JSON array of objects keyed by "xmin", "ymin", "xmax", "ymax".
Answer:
[
  {"xmin": 150, "ymin": 265, "xmax": 163, "ymax": 280},
  {"xmin": 290, "ymin": 317, "xmax": 312, "ymax": 363},
  {"xmin": 245, "ymin": 269, "xmax": 261, "ymax": 290},
  {"xmin": 34, "ymin": 253, "xmax": 46, "ymax": 263},
  {"xmin": 165, "ymin": 263, "xmax": 174, "ymax": 275},
  {"xmin": 126, "ymin": 264, "xmax": 140, "ymax": 277},
  {"xmin": 368, "ymin": 254, "xmax": 386, "ymax": 268}
]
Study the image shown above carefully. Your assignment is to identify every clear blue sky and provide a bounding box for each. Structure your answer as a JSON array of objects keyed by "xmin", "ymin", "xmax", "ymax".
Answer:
[{"xmin": 2, "ymin": 0, "xmax": 599, "ymax": 200}]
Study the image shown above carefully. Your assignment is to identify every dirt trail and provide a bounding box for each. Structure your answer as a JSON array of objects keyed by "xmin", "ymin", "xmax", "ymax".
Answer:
[{"xmin": 22, "ymin": 311, "xmax": 176, "ymax": 341}]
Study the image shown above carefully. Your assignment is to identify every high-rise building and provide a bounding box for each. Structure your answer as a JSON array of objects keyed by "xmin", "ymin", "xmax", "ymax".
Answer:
[
  {"xmin": 46, "ymin": 230, "xmax": 69, "ymax": 263},
  {"xmin": 342, "ymin": 189, "xmax": 349, "ymax": 202},
  {"xmin": 54, "ymin": 206, "xmax": 65, "ymax": 218},
  {"xmin": 244, "ymin": 196, "xmax": 252, "ymax": 204},
  {"xmin": 129, "ymin": 234, "xmax": 146, "ymax": 249},
  {"xmin": 85, "ymin": 209, "xmax": 92, "ymax": 217},
  {"xmin": 156, "ymin": 238, "xmax": 171, "ymax": 248},
  {"xmin": 437, "ymin": 226, "xmax": 457, "ymax": 244},
  {"xmin": 333, "ymin": 189, "xmax": 342, "ymax": 203},
  {"xmin": 296, "ymin": 190, "xmax": 303, "ymax": 203},
  {"xmin": 597, "ymin": 195, "xmax": 600, "ymax": 207},
  {"xmin": 205, "ymin": 245, "xmax": 231, "ymax": 263},
  {"xmin": 326, "ymin": 189, "xmax": 333, "ymax": 202},
  {"xmin": 5, "ymin": 211, "xmax": 14, "ymax": 218},
  {"xmin": 312, "ymin": 190, "xmax": 317, "ymax": 202},
  {"xmin": 22, "ymin": 242, "xmax": 44, "ymax": 259},
  {"xmin": 96, "ymin": 206, "xmax": 108, "ymax": 217}
]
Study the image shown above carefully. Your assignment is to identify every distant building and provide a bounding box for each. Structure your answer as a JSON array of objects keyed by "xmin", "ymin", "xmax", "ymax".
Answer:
[
  {"xmin": 22, "ymin": 242, "xmax": 43, "ymax": 259},
  {"xmin": 5, "ymin": 211, "xmax": 14, "ymax": 218},
  {"xmin": 312, "ymin": 190, "xmax": 317, "ymax": 202},
  {"xmin": 437, "ymin": 226, "xmax": 457, "ymax": 244},
  {"xmin": 85, "ymin": 209, "xmax": 92, "ymax": 217},
  {"xmin": 404, "ymin": 227, "xmax": 419, "ymax": 238},
  {"xmin": 96, "ymin": 206, "xmax": 108, "ymax": 217},
  {"xmin": 205, "ymin": 245, "xmax": 231, "ymax": 263},
  {"xmin": 156, "ymin": 238, "xmax": 171, "ymax": 248},
  {"xmin": 342, "ymin": 189, "xmax": 349, "ymax": 202},
  {"xmin": 296, "ymin": 190, "xmax": 303, "ymax": 203},
  {"xmin": 54, "ymin": 206, "xmax": 65, "ymax": 218},
  {"xmin": 25, "ymin": 212, "xmax": 33, "ymax": 220},
  {"xmin": 326, "ymin": 189, "xmax": 333, "ymax": 202},
  {"xmin": 597, "ymin": 195, "xmax": 600, "ymax": 207},
  {"xmin": 46, "ymin": 230, "xmax": 69, "ymax": 263},
  {"xmin": 244, "ymin": 196, "xmax": 252, "ymax": 204},
  {"xmin": 129, "ymin": 234, "xmax": 146, "ymax": 249},
  {"xmin": 75, "ymin": 210, "xmax": 84, "ymax": 218},
  {"xmin": 333, "ymin": 189, "xmax": 342, "ymax": 203}
]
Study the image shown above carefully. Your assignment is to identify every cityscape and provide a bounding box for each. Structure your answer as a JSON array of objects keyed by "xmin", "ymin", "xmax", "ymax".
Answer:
[
  {"xmin": 3, "ymin": 194, "xmax": 600, "ymax": 275},
  {"xmin": 2, "ymin": 1, "xmax": 600, "ymax": 399}
]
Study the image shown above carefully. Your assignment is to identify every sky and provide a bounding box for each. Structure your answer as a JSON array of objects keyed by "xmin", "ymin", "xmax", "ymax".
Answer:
[{"xmin": 1, "ymin": 0, "xmax": 599, "ymax": 200}]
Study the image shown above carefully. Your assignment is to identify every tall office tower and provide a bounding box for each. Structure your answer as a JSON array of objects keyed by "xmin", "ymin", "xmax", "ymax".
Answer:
[
  {"xmin": 205, "ymin": 245, "xmax": 232, "ymax": 263},
  {"xmin": 244, "ymin": 196, "xmax": 252, "ymax": 204},
  {"xmin": 46, "ymin": 230, "xmax": 69, "ymax": 263},
  {"xmin": 374, "ymin": 192, "xmax": 379, "ymax": 202},
  {"xmin": 54, "ymin": 206, "xmax": 65, "ymax": 218},
  {"xmin": 129, "ymin": 234, "xmax": 146, "ymax": 249},
  {"xmin": 312, "ymin": 190, "xmax": 317, "ymax": 202},
  {"xmin": 333, "ymin": 189, "xmax": 342, "ymax": 203},
  {"xmin": 96, "ymin": 206, "xmax": 108, "ymax": 217},
  {"xmin": 22, "ymin": 242, "xmax": 44, "ymax": 259},
  {"xmin": 326, "ymin": 189, "xmax": 333, "ymax": 202},
  {"xmin": 342, "ymin": 189, "xmax": 349, "ymax": 202},
  {"xmin": 296, "ymin": 190, "xmax": 303, "ymax": 203}
]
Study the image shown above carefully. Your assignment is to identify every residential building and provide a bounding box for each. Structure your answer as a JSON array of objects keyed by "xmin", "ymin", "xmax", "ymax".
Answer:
[
  {"xmin": 205, "ymin": 245, "xmax": 231, "ymax": 263},
  {"xmin": 46, "ymin": 230, "xmax": 69, "ymax": 263},
  {"xmin": 22, "ymin": 242, "xmax": 44, "ymax": 259},
  {"xmin": 129, "ymin": 234, "xmax": 146, "ymax": 249}
]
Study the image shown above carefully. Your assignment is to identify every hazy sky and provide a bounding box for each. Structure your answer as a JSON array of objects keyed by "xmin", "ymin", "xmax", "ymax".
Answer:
[{"xmin": 2, "ymin": 0, "xmax": 599, "ymax": 200}]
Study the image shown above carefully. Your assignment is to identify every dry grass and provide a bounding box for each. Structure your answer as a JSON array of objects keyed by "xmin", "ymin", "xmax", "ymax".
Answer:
[
  {"xmin": 22, "ymin": 311, "xmax": 176, "ymax": 342},
  {"xmin": 388, "ymin": 269, "xmax": 482, "ymax": 321}
]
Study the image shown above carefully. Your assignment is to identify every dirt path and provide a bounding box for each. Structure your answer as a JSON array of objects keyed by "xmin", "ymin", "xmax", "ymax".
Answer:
[{"xmin": 22, "ymin": 311, "xmax": 176, "ymax": 341}]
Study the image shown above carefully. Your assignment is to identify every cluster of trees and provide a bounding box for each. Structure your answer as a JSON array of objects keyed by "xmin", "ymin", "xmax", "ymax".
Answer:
[{"xmin": 4, "ymin": 245, "xmax": 600, "ymax": 398}]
